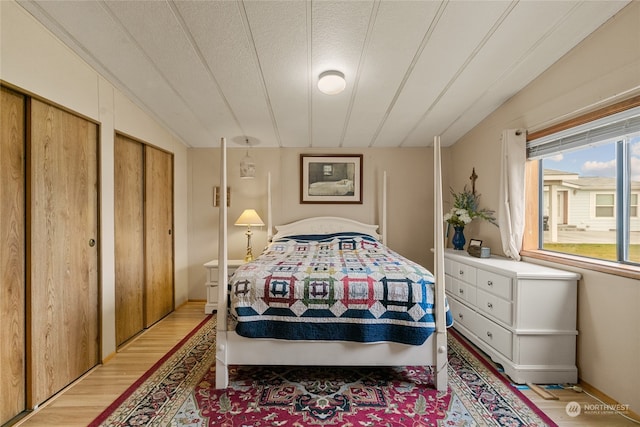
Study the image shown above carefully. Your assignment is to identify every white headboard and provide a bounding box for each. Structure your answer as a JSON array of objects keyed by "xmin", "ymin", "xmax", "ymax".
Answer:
[{"xmin": 272, "ymin": 216, "xmax": 381, "ymax": 241}]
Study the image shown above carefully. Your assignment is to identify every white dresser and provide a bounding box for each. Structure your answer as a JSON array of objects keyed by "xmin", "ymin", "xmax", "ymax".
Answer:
[
  {"xmin": 203, "ymin": 259, "xmax": 245, "ymax": 314},
  {"xmin": 444, "ymin": 249, "xmax": 580, "ymax": 384}
]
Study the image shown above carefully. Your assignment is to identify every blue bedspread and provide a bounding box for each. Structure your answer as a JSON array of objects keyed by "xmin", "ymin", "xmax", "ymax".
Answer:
[{"xmin": 229, "ymin": 232, "xmax": 453, "ymax": 345}]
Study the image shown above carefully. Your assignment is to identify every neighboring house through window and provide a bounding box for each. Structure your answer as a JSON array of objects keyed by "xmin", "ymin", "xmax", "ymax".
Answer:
[{"xmin": 527, "ymin": 101, "xmax": 640, "ymax": 266}]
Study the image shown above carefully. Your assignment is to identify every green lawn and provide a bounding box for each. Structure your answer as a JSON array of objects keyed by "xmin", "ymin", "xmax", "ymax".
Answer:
[{"xmin": 543, "ymin": 243, "xmax": 640, "ymax": 263}]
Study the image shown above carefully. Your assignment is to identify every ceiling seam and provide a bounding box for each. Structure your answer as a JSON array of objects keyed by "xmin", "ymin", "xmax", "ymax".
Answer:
[
  {"xmin": 398, "ymin": 0, "xmax": 520, "ymax": 147},
  {"xmin": 438, "ymin": 2, "xmax": 582, "ymax": 140},
  {"xmin": 168, "ymin": 1, "xmax": 245, "ymax": 145},
  {"xmin": 307, "ymin": 0, "xmax": 313, "ymax": 148},
  {"xmin": 367, "ymin": 0, "xmax": 449, "ymax": 148},
  {"xmin": 237, "ymin": 0, "xmax": 283, "ymax": 148},
  {"xmin": 338, "ymin": 0, "xmax": 380, "ymax": 148},
  {"xmin": 22, "ymin": 0, "xmax": 193, "ymax": 147},
  {"xmin": 100, "ymin": 1, "xmax": 214, "ymax": 139}
]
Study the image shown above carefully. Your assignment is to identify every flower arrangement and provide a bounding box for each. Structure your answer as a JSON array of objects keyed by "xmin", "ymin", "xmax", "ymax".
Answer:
[{"xmin": 444, "ymin": 186, "xmax": 497, "ymax": 228}]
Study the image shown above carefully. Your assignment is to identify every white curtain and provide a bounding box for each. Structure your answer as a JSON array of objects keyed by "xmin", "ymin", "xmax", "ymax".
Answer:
[{"xmin": 498, "ymin": 129, "xmax": 526, "ymax": 261}]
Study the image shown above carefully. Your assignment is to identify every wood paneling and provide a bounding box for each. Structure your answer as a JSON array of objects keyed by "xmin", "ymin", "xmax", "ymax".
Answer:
[
  {"xmin": 114, "ymin": 134, "xmax": 144, "ymax": 346},
  {"xmin": 144, "ymin": 146, "xmax": 174, "ymax": 327},
  {"xmin": 28, "ymin": 99, "xmax": 100, "ymax": 407},
  {"xmin": 1, "ymin": 87, "xmax": 26, "ymax": 424}
]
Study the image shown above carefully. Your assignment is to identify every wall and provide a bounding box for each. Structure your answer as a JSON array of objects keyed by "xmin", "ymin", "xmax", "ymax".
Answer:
[
  {"xmin": 187, "ymin": 146, "xmax": 449, "ymax": 300},
  {"xmin": 0, "ymin": 1, "xmax": 190, "ymax": 360},
  {"xmin": 450, "ymin": 2, "xmax": 640, "ymax": 413}
]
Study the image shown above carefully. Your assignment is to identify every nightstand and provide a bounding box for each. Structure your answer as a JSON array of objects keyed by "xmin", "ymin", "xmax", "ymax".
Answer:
[{"xmin": 203, "ymin": 259, "xmax": 245, "ymax": 314}]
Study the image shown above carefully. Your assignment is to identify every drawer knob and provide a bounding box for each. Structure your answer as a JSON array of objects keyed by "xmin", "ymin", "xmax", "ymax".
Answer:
[
  {"xmin": 487, "ymin": 280, "xmax": 493, "ymax": 286},
  {"xmin": 486, "ymin": 331, "xmax": 493, "ymax": 338},
  {"xmin": 459, "ymin": 270, "xmax": 464, "ymax": 275},
  {"xmin": 487, "ymin": 302, "xmax": 493, "ymax": 309},
  {"xmin": 458, "ymin": 313, "xmax": 464, "ymax": 319},
  {"xmin": 459, "ymin": 289, "xmax": 464, "ymax": 294}
]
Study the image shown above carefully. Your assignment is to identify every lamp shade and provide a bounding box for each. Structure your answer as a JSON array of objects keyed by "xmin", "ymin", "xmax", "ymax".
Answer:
[
  {"xmin": 317, "ymin": 70, "xmax": 346, "ymax": 95},
  {"xmin": 234, "ymin": 209, "xmax": 264, "ymax": 226}
]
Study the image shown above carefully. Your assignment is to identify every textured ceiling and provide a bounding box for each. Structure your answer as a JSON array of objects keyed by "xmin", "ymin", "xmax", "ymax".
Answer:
[{"xmin": 17, "ymin": 0, "xmax": 629, "ymax": 148}]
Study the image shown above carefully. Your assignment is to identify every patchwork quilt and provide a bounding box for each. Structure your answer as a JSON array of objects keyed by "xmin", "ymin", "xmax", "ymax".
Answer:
[{"xmin": 229, "ymin": 232, "xmax": 453, "ymax": 345}]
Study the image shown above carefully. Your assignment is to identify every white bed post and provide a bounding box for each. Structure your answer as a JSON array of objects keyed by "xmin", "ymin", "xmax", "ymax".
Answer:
[
  {"xmin": 216, "ymin": 137, "xmax": 229, "ymax": 389},
  {"xmin": 382, "ymin": 171, "xmax": 387, "ymax": 245},
  {"xmin": 433, "ymin": 135, "xmax": 448, "ymax": 392},
  {"xmin": 267, "ymin": 172, "xmax": 273, "ymax": 242}
]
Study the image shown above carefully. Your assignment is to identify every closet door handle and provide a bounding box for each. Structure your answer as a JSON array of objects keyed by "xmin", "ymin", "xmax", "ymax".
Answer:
[{"xmin": 89, "ymin": 238, "xmax": 96, "ymax": 247}]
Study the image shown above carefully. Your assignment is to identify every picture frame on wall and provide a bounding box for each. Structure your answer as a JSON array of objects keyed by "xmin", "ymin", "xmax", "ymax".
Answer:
[{"xmin": 300, "ymin": 154, "xmax": 363, "ymax": 204}]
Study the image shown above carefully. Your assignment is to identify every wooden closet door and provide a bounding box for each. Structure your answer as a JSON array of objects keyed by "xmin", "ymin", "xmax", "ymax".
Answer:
[
  {"xmin": 144, "ymin": 146, "xmax": 174, "ymax": 327},
  {"xmin": 0, "ymin": 87, "xmax": 26, "ymax": 424},
  {"xmin": 28, "ymin": 99, "xmax": 100, "ymax": 406},
  {"xmin": 114, "ymin": 134, "xmax": 144, "ymax": 346}
]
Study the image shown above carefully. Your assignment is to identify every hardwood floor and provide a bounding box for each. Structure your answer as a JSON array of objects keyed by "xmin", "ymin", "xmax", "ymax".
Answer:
[
  {"xmin": 12, "ymin": 302, "xmax": 208, "ymax": 427},
  {"xmin": 10, "ymin": 301, "xmax": 638, "ymax": 426},
  {"xmin": 522, "ymin": 386, "xmax": 639, "ymax": 426}
]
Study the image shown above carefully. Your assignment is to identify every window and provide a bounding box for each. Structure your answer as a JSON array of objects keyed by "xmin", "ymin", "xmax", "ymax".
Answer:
[
  {"xmin": 595, "ymin": 194, "xmax": 614, "ymax": 218},
  {"xmin": 527, "ymin": 102, "xmax": 640, "ymax": 266}
]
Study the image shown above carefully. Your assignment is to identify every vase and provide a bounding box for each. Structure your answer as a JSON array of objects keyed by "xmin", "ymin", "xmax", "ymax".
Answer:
[{"xmin": 452, "ymin": 226, "xmax": 466, "ymax": 250}]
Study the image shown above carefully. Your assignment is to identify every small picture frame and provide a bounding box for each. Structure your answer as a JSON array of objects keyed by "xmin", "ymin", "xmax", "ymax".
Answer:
[{"xmin": 300, "ymin": 154, "xmax": 363, "ymax": 204}]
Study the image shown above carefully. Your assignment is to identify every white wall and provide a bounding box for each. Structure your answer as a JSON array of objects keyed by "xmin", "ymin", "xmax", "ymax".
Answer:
[
  {"xmin": 450, "ymin": 2, "xmax": 640, "ymax": 414},
  {"xmin": 187, "ymin": 146, "xmax": 448, "ymax": 300},
  {"xmin": 0, "ymin": 1, "xmax": 190, "ymax": 359}
]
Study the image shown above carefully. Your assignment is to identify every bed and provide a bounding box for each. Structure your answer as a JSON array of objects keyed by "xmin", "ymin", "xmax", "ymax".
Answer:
[
  {"xmin": 308, "ymin": 178, "xmax": 354, "ymax": 195},
  {"xmin": 215, "ymin": 137, "xmax": 449, "ymax": 391}
]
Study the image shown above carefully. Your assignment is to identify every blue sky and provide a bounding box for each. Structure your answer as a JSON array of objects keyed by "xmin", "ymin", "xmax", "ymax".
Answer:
[{"xmin": 543, "ymin": 136, "xmax": 640, "ymax": 181}]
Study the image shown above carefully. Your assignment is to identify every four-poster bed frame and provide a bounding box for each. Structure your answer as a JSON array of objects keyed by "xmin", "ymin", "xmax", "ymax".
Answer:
[{"xmin": 214, "ymin": 137, "xmax": 448, "ymax": 391}]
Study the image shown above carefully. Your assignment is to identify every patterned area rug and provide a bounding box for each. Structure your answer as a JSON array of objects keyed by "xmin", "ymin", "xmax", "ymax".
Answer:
[{"xmin": 90, "ymin": 317, "xmax": 556, "ymax": 426}]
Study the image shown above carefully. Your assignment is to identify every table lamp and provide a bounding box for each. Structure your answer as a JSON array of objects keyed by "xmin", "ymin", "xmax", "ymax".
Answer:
[{"xmin": 234, "ymin": 209, "xmax": 264, "ymax": 261}]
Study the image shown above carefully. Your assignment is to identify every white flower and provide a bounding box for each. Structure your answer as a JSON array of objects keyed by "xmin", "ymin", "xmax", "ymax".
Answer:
[{"xmin": 445, "ymin": 207, "xmax": 472, "ymax": 226}]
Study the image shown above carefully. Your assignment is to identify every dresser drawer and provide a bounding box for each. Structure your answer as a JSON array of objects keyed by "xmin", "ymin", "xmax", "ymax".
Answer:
[
  {"xmin": 207, "ymin": 266, "xmax": 219, "ymax": 283},
  {"xmin": 447, "ymin": 297, "xmax": 477, "ymax": 330},
  {"xmin": 445, "ymin": 274, "xmax": 454, "ymax": 293},
  {"xmin": 207, "ymin": 283, "xmax": 219, "ymax": 305},
  {"xmin": 477, "ymin": 270, "xmax": 511, "ymax": 300},
  {"xmin": 476, "ymin": 315, "xmax": 513, "ymax": 359},
  {"xmin": 476, "ymin": 289, "xmax": 512, "ymax": 325},
  {"xmin": 449, "ymin": 260, "xmax": 477, "ymax": 284},
  {"xmin": 454, "ymin": 279, "xmax": 476, "ymax": 305}
]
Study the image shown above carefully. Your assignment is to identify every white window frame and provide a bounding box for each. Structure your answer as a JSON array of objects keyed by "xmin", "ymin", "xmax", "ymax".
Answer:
[{"xmin": 593, "ymin": 192, "xmax": 615, "ymax": 218}]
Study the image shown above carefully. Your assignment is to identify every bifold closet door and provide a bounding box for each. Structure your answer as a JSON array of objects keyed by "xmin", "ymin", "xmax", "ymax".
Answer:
[
  {"xmin": 28, "ymin": 98, "xmax": 100, "ymax": 407},
  {"xmin": 114, "ymin": 134, "xmax": 144, "ymax": 346},
  {"xmin": 0, "ymin": 87, "xmax": 26, "ymax": 425},
  {"xmin": 144, "ymin": 146, "xmax": 174, "ymax": 327}
]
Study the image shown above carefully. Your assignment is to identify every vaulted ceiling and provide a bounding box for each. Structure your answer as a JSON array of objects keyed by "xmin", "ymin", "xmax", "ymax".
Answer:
[{"xmin": 17, "ymin": 0, "xmax": 629, "ymax": 148}]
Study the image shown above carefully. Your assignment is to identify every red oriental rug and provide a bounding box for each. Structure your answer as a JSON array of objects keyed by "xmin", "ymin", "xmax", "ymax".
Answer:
[{"xmin": 90, "ymin": 316, "xmax": 556, "ymax": 426}]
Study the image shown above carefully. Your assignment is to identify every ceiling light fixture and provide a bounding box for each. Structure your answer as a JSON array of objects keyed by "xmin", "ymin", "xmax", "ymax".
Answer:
[{"xmin": 317, "ymin": 70, "xmax": 346, "ymax": 95}]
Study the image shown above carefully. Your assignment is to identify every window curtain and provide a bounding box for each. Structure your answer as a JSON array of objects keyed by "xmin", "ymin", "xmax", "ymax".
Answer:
[{"xmin": 499, "ymin": 129, "xmax": 526, "ymax": 260}]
